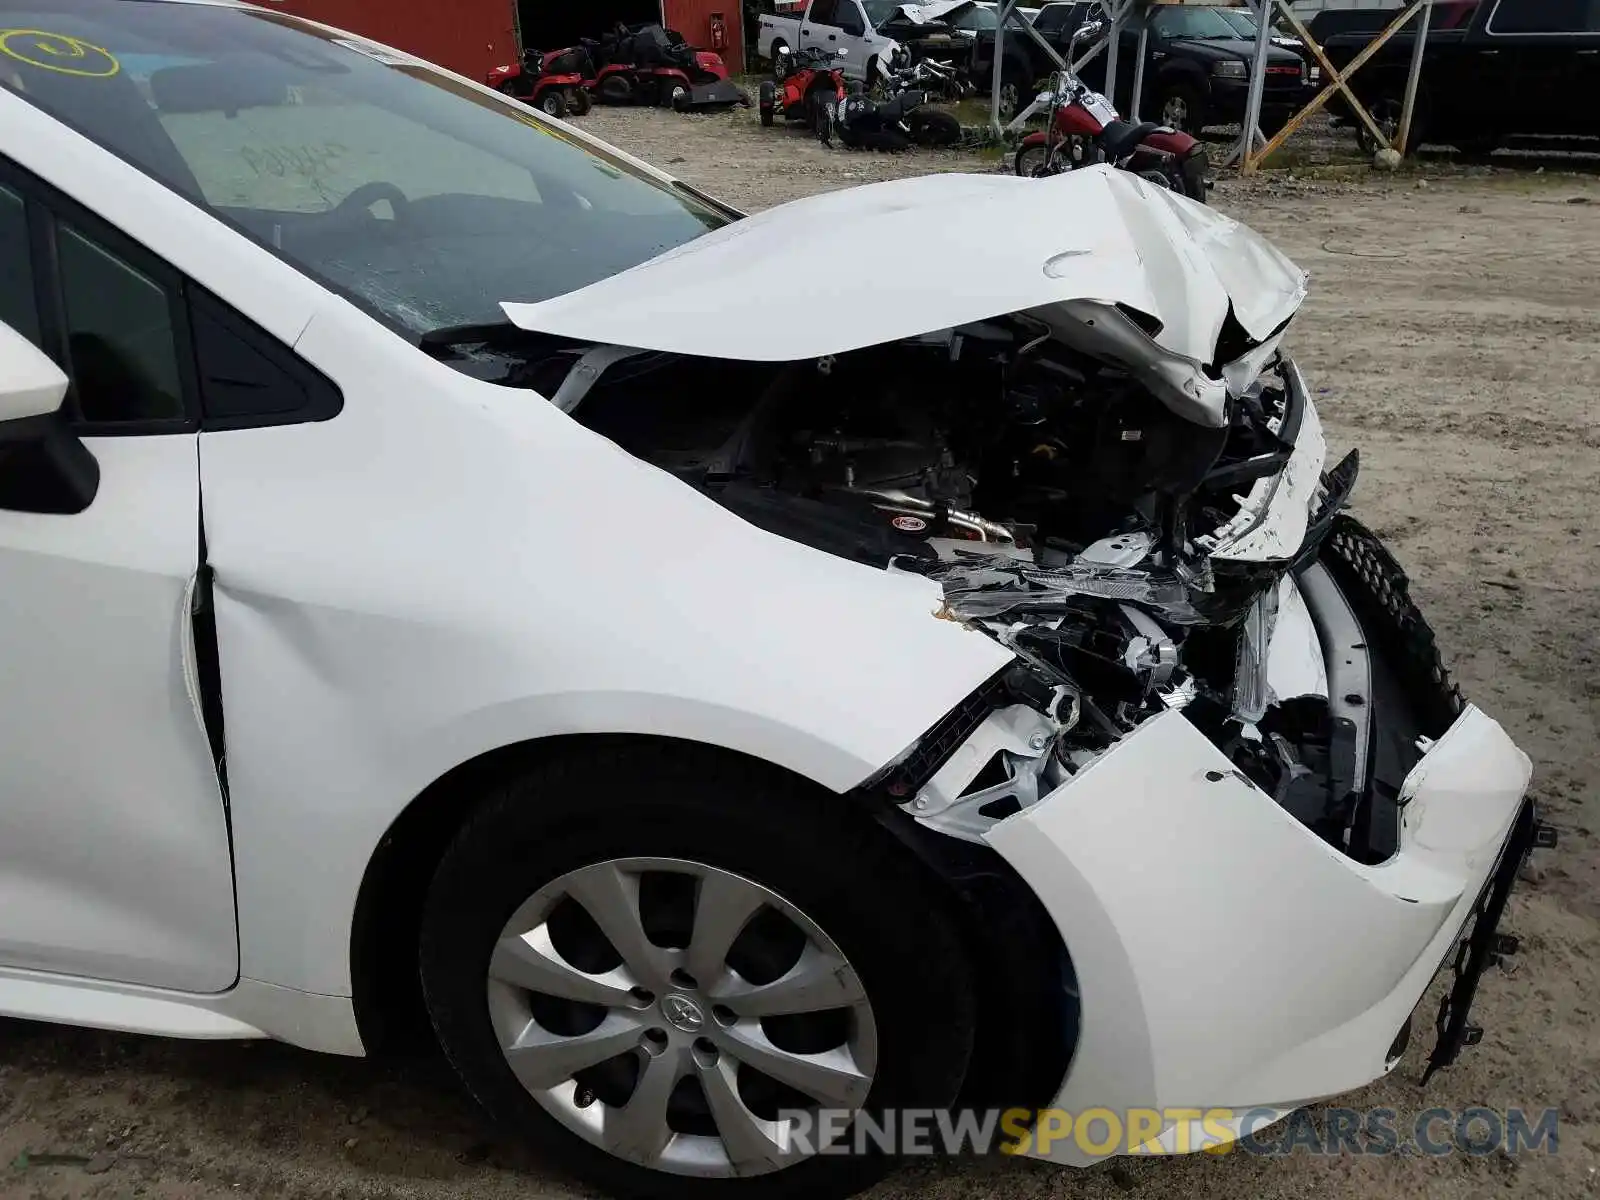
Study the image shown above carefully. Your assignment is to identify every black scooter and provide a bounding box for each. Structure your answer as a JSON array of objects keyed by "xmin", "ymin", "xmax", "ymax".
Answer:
[{"xmin": 820, "ymin": 78, "xmax": 961, "ymax": 151}]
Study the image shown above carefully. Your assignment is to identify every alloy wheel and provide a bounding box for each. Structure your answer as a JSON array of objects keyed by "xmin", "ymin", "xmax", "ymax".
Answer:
[
  {"xmin": 1356, "ymin": 98, "xmax": 1401, "ymax": 156},
  {"xmin": 1161, "ymin": 93, "xmax": 1188, "ymax": 131},
  {"xmin": 997, "ymin": 81, "xmax": 1019, "ymax": 119},
  {"xmin": 486, "ymin": 857, "xmax": 880, "ymax": 1178}
]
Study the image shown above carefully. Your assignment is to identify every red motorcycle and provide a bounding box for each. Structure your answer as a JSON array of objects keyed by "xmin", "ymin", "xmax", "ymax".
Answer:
[
  {"xmin": 486, "ymin": 47, "xmax": 594, "ymax": 119},
  {"xmin": 759, "ymin": 45, "xmax": 848, "ymax": 137},
  {"xmin": 1013, "ymin": 22, "xmax": 1210, "ymax": 203}
]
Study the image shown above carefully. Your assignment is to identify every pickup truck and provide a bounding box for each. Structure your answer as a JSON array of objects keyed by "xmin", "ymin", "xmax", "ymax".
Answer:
[
  {"xmin": 1027, "ymin": 2, "xmax": 1309, "ymax": 132},
  {"xmin": 756, "ymin": 0, "xmax": 905, "ymax": 81},
  {"xmin": 1311, "ymin": 0, "xmax": 1600, "ymax": 155}
]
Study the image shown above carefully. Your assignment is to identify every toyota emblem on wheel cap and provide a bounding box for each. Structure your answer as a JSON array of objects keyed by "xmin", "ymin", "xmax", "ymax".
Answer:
[{"xmin": 661, "ymin": 993, "xmax": 705, "ymax": 1033}]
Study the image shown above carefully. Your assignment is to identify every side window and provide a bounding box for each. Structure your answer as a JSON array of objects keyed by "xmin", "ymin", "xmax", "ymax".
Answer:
[
  {"xmin": 189, "ymin": 289, "xmax": 342, "ymax": 431},
  {"xmin": 1034, "ymin": 5, "xmax": 1070, "ymax": 35},
  {"xmin": 1488, "ymin": 0, "xmax": 1600, "ymax": 33},
  {"xmin": 54, "ymin": 221, "xmax": 187, "ymax": 425},
  {"xmin": 808, "ymin": 0, "xmax": 841, "ymax": 27},
  {"xmin": 0, "ymin": 156, "xmax": 339, "ymax": 432},
  {"xmin": 0, "ymin": 185, "xmax": 39, "ymax": 347}
]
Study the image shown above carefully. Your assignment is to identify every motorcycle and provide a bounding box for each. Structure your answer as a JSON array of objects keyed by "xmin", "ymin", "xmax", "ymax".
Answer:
[
  {"xmin": 820, "ymin": 50, "xmax": 964, "ymax": 151},
  {"xmin": 586, "ymin": 23, "xmax": 747, "ymax": 112},
  {"xmin": 1012, "ymin": 21, "xmax": 1210, "ymax": 203},
  {"xmin": 486, "ymin": 46, "xmax": 594, "ymax": 119},
  {"xmin": 760, "ymin": 45, "xmax": 848, "ymax": 138},
  {"xmin": 882, "ymin": 53, "xmax": 972, "ymax": 104}
]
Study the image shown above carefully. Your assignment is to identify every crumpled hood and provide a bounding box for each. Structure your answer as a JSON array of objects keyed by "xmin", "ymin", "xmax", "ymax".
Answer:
[
  {"xmin": 503, "ymin": 166, "xmax": 1308, "ymax": 427},
  {"xmin": 892, "ymin": 0, "xmax": 977, "ymax": 23}
]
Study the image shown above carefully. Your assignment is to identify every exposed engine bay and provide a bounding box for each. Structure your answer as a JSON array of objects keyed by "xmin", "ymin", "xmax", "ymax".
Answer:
[{"xmin": 435, "ymin": 307, "xmax": 1423, "ymax": 865}]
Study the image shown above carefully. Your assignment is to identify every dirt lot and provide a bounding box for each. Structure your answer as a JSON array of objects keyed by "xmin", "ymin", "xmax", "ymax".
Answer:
[{"xmin": 2, "ymin": 107, "xmax": 1597, "ymax": 1200}]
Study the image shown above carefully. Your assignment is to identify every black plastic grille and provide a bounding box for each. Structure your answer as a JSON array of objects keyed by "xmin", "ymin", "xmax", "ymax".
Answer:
[{"xmin": 880, "ymin": 669, "xmax": 1012, "ymax": 799}]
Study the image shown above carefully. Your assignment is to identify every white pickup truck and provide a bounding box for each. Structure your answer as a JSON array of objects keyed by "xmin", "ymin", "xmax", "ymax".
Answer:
[{"xmin": 757, "ymin": 0, "xmax": 905, "ymax": 81}]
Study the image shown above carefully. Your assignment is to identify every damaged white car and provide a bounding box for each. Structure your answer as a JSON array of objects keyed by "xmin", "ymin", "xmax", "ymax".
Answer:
[{"xmin": 0, "ymin": 3, "xmax": 1552, "ymax": 1198}]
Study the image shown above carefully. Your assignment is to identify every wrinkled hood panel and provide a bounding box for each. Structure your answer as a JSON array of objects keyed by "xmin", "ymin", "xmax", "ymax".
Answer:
[{"xmin": 503, "ymin": 167, "xmax": 1307, "ymax": 426}]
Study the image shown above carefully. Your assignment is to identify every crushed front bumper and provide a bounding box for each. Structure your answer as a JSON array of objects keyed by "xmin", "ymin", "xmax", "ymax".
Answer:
[{"xmin": 980, "ymin": 537, "xmax": 1541, "ymax": 1165}]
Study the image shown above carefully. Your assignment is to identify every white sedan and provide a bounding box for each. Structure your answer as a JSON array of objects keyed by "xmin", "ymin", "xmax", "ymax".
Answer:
[{"xmin": 0, "ymin": 2, "xmax": 1547, "ymax": 1197}]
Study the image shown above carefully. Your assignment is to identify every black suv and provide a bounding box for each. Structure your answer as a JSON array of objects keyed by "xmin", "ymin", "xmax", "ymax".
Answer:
[{"xmin": 1312, "ymin": 0, "xmax": 1600, "ymax": 155}]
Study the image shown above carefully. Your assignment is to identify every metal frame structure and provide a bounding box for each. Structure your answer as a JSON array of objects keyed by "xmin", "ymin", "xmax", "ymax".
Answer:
[
  {"xmin": 987, "ymin": 0, "xmax": 1436, "ymax": 172},
  {"xmin": 1229, "ymin": 0, "xmax": 1436, "ymax": 171},
  {"xmin": 990, "ymin": 0, "xmax": 1143, "ymax": 137}
]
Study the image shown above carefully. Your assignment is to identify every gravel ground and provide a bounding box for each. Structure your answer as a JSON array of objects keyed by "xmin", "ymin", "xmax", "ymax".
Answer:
[{"xmin": 2, "ymin": 104, "xmax": 1598, "ymax": 1200}]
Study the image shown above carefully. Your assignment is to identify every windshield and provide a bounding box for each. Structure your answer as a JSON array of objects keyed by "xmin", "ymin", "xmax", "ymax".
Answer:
[
  {"xmin": 1151, "ymin": 7, "xmax": 1245, "ymax": 38},
  {"xmin": 950, "ymin": 6, "xmax": 1000, "ymax": 30},
  {"xmin": 1214, "ymin": 9, "xmax": 1258, "ymax": 36},
  {"xmin": 862, "ymin": 0, "xmax": 901, "ymax": 25},
  {"xmin": 0, "ymin": 0, "xmax": 729, "ymax": 338}
]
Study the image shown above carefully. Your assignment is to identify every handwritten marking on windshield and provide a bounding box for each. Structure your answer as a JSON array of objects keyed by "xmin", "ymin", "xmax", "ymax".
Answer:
[
  {"xmin": 0, "ymin": 30, "xmax": 121, "ymax": 78},
  {"xmin": 240, "ymin": 143, "xmax": 349, "ymax": 205}
]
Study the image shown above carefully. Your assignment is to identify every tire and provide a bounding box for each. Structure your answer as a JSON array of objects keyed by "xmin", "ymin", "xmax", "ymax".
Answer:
[
  {"xmin": 907, "ymin": 107, "xmax": 961, "ymax": 148},
  {"xmin": 809, "ymin": 90, "xmax": 836, "ymax": 142},
  {"xmin": 539, "ymin": 88, "xmax": 568, "ymax": 119},
  {"xmin": 1354, "ymin": 96, "xmax": 1401, "ymax": 156},
  {"xmin": 994, "ymin": 79, "xmax": 1020, "ymax": 120},
  {"xmin": 598, "ymin": 74, "xmax": 635, "ymax": 105},
  {"xmin": 568, "ymin": 87, "xmax": 593, "ymax": 116},
  {"xmin": 1155, "ymin": 81, "xmax": 1204, "ymax": 134},
  {"xmin": 1258, "ymin": 108, "xmax": 1289, "ymax": 137},
  {"xmin": 759, "ymin": 79, "xmax": 777, "ymax": 126},
  {"xmin": 664, "ymin": 82, "xmax": 689, "ymax": 109},
  {"xmin": 1013, "ymin": 142, "xmax": 1054, "ymax": 177},
  {"xmin": 418, "ymin": 742, "xmax": 977, "ymax": 1200},
  {"xmin": 767, "ymin": 39, "xmax": 788, "ymax": 67}
]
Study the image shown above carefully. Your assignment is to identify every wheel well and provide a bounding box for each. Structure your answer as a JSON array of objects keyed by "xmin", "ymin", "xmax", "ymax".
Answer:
[
  {"xmin": 348, "ymin": 733, "xmax": 866, "ymax": 1055},
  {"xmin": 349, "ymin": 733, "xmax": 602, "ymax": 1054},
  {"xmin": 348, "ymin": 732, "xmax": 1075, "ymax": 1115}
]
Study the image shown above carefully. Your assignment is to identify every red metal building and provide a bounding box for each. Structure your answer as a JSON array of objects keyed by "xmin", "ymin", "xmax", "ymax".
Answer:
[{"xmin": 249, "ymin": 0, "xmax": 743, "ymax": 83}]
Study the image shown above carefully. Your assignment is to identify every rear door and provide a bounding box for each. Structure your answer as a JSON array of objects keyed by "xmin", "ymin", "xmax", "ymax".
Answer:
[{"xmin": 1482, "ymin": 0, "xmax": 1600, "ymax": 135}]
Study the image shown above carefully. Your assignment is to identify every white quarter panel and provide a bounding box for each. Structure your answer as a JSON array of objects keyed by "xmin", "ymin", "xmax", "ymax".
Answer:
[
  {"xmin": 0, "ymin": 437, "xmax": 238, "ymax": 992},
  {"xmin": 201, "ymin": 301, "xmax": 1012, "ymax": 997}
]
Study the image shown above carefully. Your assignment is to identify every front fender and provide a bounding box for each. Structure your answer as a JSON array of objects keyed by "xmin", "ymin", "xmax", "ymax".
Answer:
[{"xmin": 205, "ymin": 303, "xmax": 1014, "ymax": 999}]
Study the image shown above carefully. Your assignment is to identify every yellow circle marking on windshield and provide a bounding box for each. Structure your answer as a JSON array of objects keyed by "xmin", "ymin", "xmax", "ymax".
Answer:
[{"xmin": 0, "ymin": 31, "xmax": 121, "ymax": 78}]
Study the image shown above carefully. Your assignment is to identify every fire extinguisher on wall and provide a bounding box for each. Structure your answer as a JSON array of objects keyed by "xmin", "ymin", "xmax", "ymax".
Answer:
[{"xmin": 709, "ymin": 12, "xmax": 728, "ymax": 51}]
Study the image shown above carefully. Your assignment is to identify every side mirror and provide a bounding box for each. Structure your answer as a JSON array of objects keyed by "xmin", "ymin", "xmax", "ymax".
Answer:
[
  {"xmin": 0, "ymin": 323, "xmax": 99, "ymax": 515},
  {"xmin": 0, "ymin": 322, "xmax": 67, "ymax": 423}
]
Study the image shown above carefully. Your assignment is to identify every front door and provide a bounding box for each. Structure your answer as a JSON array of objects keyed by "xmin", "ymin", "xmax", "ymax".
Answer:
[
  {"xmin": 0, "ymin": 166, "xmax": 238, "ymax": 995},
  {"xmin": 801, "ymin": 0, "xmax": 849, "ymax": 63}
]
